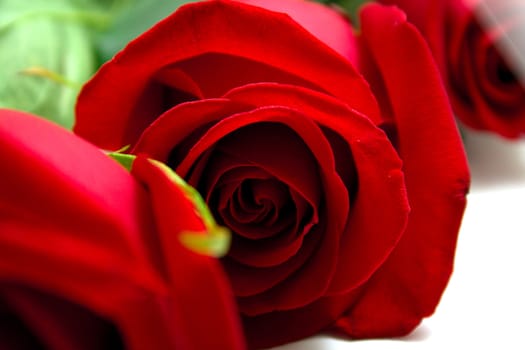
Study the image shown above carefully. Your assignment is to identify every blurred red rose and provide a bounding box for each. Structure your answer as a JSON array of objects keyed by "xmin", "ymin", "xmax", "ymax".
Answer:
[
  {"xmin": 380, "ymin": 0, "xmax": 525, "ymax": 138},
  {"xmin": 0, "ymin": 109, "xmax": 244, "ymax": 350},
  {"xmin": 74, "ymin": 0, "xmax": 470, "ymax": 348}
]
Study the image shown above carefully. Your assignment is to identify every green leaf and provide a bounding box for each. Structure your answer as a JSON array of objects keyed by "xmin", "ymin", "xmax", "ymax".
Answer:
[
  {"xmin": 0, "ymin": 0, "xmax": 109, "ymax": 129},
  {"xmin": 96, "ymin": 0, "xmax": 196, "ymax": 62}
]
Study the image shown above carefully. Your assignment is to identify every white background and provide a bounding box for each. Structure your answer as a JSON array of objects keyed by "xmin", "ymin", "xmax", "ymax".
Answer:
[{"xmin": 271, "ymin": 129, "xmax": 525, "ymax": 350}]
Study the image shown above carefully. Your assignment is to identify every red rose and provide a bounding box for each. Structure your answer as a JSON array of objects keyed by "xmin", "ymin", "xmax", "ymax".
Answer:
[
  {"xmin": 0, "ymin": 109, "xmax": 244, "ymax": 350},
  {"xmin": 74, "ymin": 1, "xmax": 470, "ymax": 348},
  {"xmin": 380, "ymin": 0, "xmax": 525, "ymax": 138}
]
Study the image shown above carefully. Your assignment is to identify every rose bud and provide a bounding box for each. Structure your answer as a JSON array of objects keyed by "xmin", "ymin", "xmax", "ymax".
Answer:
[
  {"xmin": 379, "ymin": 0, "xmax": 525, "ymax": 138},
  {"xmin": 74, "ymin": 0, "xmax": 470, "ymax": 348},
  {"xmin": 0, "ymin": 109, "xmax": 245, "ymax": 349}
]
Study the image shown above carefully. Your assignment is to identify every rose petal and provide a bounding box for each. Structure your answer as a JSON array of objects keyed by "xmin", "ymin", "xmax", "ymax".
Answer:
[
  {"xmin": 235, "ymin": 0, "xmax": 358, "ymax": 61},
  {"xmin": 0, "ymin": 110, "xmax": 245, "ymax": 349},
  {"xmin": 133, "ymin": 98, "xmax": 248, "ymax": 161},
  {"xmin": 242, "ymin": 288, "xmax": 361, "ymax": 349},
  {"xmin": 224, "ymin": 226, "xmax": 322, "ymax": 297},
  {"xmin": 153, "ymin": 66, "xmax": 204, "ymax": 100},
  {"xmin": 0, "ymin": 110, "xmax": 164, "ymax": 292},
  {"xmin": 194, "ymin": 123, "xmax": 320, "ymax": 268},
  {"xmin": 176, "ymin": 118, "xmax": 325, "ymax": 207},
  {"xmin": 168, "ymin": 106, "xmax": 349, "ymax": 311},
  {"xmin": 332, "ymin": 4, "xmax": 470, "ymax": 337},
  {"xmin": 130, "ymin": 157, "xmax": 245, "ymax": 349},
  {"xmin": 201, "ymin": 161, "xmax": 311, "ymax": 268},
  {"xmin": 0, "ymin": 110, "xmax": 183, "ymax": 349},
  {"xmin": 224, "ymin": 83, "xmax": 409, "ymax": 293},
  {"xmin": 2, "ymin": 284, "xmax": 122, "ymax": 349},
  {"xmin": 204, "ymin": 163, "xmax": 300, "ymax": 243},
  {"xmin": 75, "ymin": 0, "xmax": 379, "ymax": 149},
  {"xmin": 173, "ymin": 107, "xmax": 345, "ymax": 268}
]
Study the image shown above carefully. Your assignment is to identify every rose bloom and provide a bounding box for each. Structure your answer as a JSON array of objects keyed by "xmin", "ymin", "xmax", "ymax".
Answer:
[
  {"xmin": 0, "ymin": 109, "xmax": 244, "ymax": 350},
  {"xmin": 74, "ymin": 0, "xmax": 470, "ymax": 348},
  {"xmin": 380, "ymin": 0, "xmax": 525, "ymax": 138}
]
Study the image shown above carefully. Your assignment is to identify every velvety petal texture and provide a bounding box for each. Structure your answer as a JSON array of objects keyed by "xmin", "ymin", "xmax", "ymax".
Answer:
[
  {"xmin": 380, "ymin": 0, "xmax": 525, "ymax": 138},
  {"xmin": 0, "ymin": 109, "xmax": 244, "ymax": 350},
  {"xmin": 236, "ymin": 0, "xmax": 359, "ymax": 61},
  {"xmin": 332, "ymin": 4, "xmax": 470, "ymax": 337},
  {"xmin": 74, "ymin": 0, "xmax": 379, "ymax": 149},
  {"xmin": 74, "ymin": 0, "xmax": 469, "ymax": 348}
]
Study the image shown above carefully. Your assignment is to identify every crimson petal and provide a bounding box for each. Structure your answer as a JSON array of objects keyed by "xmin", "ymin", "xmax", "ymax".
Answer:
[
  {"xmin": 333, "ymin": 4, "xmax": 470, "ymax": 337},
  {"xmin": 75, "ymin": 0, "xmax": 379, "ymax": 149},
  {"xmin": 224, "ymin": 83, "xmax": 409, "ymax": 294}
]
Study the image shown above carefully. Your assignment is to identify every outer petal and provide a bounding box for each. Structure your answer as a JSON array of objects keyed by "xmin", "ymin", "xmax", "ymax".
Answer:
[
  {"xmin": 332, "ymin": 5, "xmax": 470, "ymax": 337},
  {"xmin": 378, "ymin": 0, "xmax": 448, "ymax": 74},
  {"xmin": 1, "ymin": 284, "xmax": 123, "ymax": 350},
  {"xmin": 0, "ymin": 110, "xmax": 245, "ymax": 349},
  {"xmin": 132, "ymin": 99, "xmax": 249, "ymax": 161},
  {"xmin": 236, "ymin": 0, "xmax": 358, "ymax": 61},
  {"xmin": 0, "ymin": 109, "xmax": 164, "ymax": 296},
  {"xmin": 0, "ymin": 109, "xmax": 176, "ymax": 349},
  {"xmin": 74, "ymin": 0, "xmax": 379, "ymax": 149},
  {"xmin": 131, "ymin": 157, "xmax": 245, "ymax": 350},
  {"xmin": 242, "ymin": 290, "xmax": 361, "ymax": 349}
]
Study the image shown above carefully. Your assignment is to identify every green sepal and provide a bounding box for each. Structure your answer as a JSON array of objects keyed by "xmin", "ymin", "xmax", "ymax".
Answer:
[
  {"xmin": 147, "ymin": 160, "xmax": 231, "ymax": 258},
  {"xmin": 114, "ymin": 144, "xmax": 131, "ymax": 153},
  {"xmin": 151, "ymin": 161, "xmax": 217, "ymax": 229},
  {"xmin": 108, "ymin": 151, "xmax": 135, "ymax": 171},
  {"xmin": 149, "ymin": 160, "xmax": 231, "ymax": 258},
  {"xmin": 179, "ymin": 226, "xmax": 231, "ymax": 259},
  {"xmin": 107, "ymin": 153, "xmax": 231, "ymax": 258}
]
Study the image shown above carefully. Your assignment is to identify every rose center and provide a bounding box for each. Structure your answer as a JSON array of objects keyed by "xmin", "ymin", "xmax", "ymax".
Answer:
[{"xmin": 216, "ymin": 177, "xmax": 296, "ymax": 240}]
